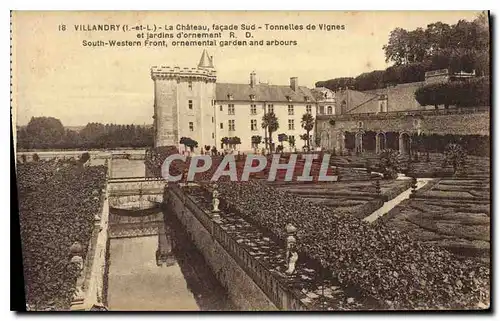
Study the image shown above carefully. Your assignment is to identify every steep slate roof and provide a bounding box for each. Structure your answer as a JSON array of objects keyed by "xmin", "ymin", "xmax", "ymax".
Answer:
[
  {"xmin": 198, "ymin": 49, "xmax": 214, "ymax": 68},
  {"xmin": 216, "ymin": 83, "xmax": 316, "ymax": 102}
]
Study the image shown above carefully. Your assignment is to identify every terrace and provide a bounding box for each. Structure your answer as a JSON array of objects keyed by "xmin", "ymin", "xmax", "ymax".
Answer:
[{"xmin": 184, "ymin": 185, "xmax": 375, "ymax": 310}]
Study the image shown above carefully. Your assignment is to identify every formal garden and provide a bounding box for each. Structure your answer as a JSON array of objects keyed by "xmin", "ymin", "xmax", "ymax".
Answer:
[
  {"xmin": 145, "ymin": 143, "xmax": 490, "ymax": 309},
  {"xmin": 379, "ymin": 177, "xmax": 490, "ymax": 263},
  {"xmin": 185, "ymin": 180, "xmax": 489, "ymax": 309},
  {"xmin": 17, "ymin": 156, "xmax": 107, "ymax": 310}
]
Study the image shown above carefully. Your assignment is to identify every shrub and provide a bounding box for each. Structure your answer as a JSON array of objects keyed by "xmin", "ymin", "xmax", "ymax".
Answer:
[
  {"xmin": 213, "ymin": 181, "xmax": 489, "ymax": 309},
  {"xmin": 415, "ymin": 77, "xmax": 490, "ymax": 108},
  {"xmin": 79, "ymin": 152, "xmax": 90, "ymax": 164},
  {"xmin": 17, "ymin": 160, "xmax": 107, "ymax": 310},
  {"xmin": 379, "ymin": 149, "xmax": 399, "ymax": 179},
  {"xmin": 443, "ymin": 143, "xmax": 467, "ymax": 175}
]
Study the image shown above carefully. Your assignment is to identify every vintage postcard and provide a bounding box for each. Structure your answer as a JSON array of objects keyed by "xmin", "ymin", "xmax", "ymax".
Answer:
[{"xmin": 11, "ymin": 11, "xmax": 491, "ymax": 311}]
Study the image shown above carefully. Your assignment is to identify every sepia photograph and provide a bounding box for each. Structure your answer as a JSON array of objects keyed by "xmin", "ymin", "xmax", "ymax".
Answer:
[{"xmin": 11, "ymin": 10, "xmax": 491, "ymax": 312}]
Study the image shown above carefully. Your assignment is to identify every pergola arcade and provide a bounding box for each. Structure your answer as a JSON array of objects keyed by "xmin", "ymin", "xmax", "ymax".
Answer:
[{"xmin": 321, "ymin": 129, "xmax": 413, "ymax": 155}]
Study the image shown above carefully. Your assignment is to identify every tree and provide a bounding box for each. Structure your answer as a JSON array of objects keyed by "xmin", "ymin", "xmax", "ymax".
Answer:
[
  {"xmin": 180, "ymin": 137, "xmax": 189, "ymax": 151},
  {"xmin": 415, "ymin": 77, "xmax": 490, "ymax": 108},
  {"xmin": 300, "ymin": 133, "xmax": 309, "ymax": 150},
  {"xmin": 262, "ymin": 112, "xmax": 279, "ymax": 152},
  {"xmin": 277, "ymin": 133, "xmax": 288, "ymax": 149},
  {"xmin": 443, "ymin": 143, "xmax": 467, "ymax": 175},
  {"xmin": 288, "ymin": 136, "xmax": 296, "ymax": 148},
  {"xmin": 221, "ymin": 137, "xmax": 229, "ymax": 149},
  {"xmin": 318, "ymin": 15, "xmax": 490, "ymax": 92},
  {"xmin": 251, "ymin": 135, "xmax": 262, "ymax": 152},
  {"xmin": 229, "ymin": 137, "xmax": 241, "ymax": 150},
  {"xmin": 315, "ymin": 77, "xmax": 355, "ymax": 91},
  {"xmin": 204, "ymin": 145, "xmax": 211, "ymax": 153},
  {"xmin": 184, "ymin": 138, "xmax": 198, "ymax": 152},
  {"xmin": 379, "ymin": 149, "xmax": 399, "ymax": 179},
  {"xmin": 79, "ymin": 152, "xmax": 90, "ymax": 164},
  {"xmin": 383, "ymin": 28, "xmax": 412, "ymax": 65},
  {"xmin": 301, "ymin": 113, "xmax": 315, "ymax": 151},
  {"xmin": 25, "ymin": 117, "xmax": 66, "ymax": 149},
  {"xmin": 314, "ymin": 136, "xmax": 321, "ymax": 147}
]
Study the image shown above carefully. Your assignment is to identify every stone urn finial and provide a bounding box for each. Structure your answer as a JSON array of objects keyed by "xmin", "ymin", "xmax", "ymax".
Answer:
[
  {"xmin": 285, "ymin": 223, "xmax": 297, "ymax": 234},
  {"xmin": 375, "ymin": 179, "xmax": 381, "ymax": 196},
  {"xmin": 411, "ymin": 177, "xmax": 418, "ymax": 195},
  {"xmin": 285, "ymin": 223, "xmax": 298, "ymax": 273},
  {"xmin": 70, "ymin": 241, "xmax": 83, "ymax": 256},
  {"xmin": 70, "ymin": 255, "xmax": 84, "ymax": 271},
  {"xmin": 212, "ymin": 184, "xmax": 220, "ymax": 213}
]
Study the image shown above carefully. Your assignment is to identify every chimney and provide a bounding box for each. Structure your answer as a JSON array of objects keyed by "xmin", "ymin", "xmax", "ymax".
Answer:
[
  {"xmin": 290, "ymin": 77, "xmax": 298, "ymax": 91},
  {"xmin": 250, "ymin": 71, "xmax": 256, "ymax": 88}
]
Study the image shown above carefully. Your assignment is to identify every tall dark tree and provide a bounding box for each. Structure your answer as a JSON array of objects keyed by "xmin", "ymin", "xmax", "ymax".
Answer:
[
  {"xmin": 301, "ymin": 113, "xmax": 315, "ymax": 151},
  {"xmin": 261, "ymin": 112, "xmax": 279, "ymax": 152}
]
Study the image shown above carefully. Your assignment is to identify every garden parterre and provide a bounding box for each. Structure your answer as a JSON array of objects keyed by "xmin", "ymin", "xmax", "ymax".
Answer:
[
  {"xmin": 215, "ymin": 180, "xmax": 489, "ymax": 309},
  {"xmin": 17, "ymin": 159, "xmax": 107, "ymax": 310}
]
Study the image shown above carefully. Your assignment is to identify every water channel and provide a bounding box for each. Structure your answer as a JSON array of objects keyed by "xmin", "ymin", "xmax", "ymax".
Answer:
[{"xmin": 106, "ymin": 159, "xmax": 234, "ymax": 311}]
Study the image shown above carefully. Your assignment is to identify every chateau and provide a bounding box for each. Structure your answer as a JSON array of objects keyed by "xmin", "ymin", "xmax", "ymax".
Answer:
[
  {"xmin": 151, "ymin": 50, "xmax": 320, "ymax": 153},
  {"xmin": 151, "ymin": 50, "xmax": 488, "ymax": 154}
]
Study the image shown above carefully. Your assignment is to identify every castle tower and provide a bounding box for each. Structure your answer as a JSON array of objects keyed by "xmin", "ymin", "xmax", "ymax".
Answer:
[{"xmin": 151, "ymin": 50, "xmax": 217, "ymax": 151}]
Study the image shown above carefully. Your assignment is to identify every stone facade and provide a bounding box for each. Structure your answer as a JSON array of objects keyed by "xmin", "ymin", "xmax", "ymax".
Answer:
[
  {"xmin": 168, "ymin": 185, "xmax": 307, "ymax": 310},
  {"xmin": 152, "ymin": 50, "xmax": 317, "ymax": 152},
  {"xmin": 151, "ymin": 63, "xmax": 217, "ymax": 149},
  {"xmin": 316, "ymin": 107, "xmax": 490, "ymax": 154}
]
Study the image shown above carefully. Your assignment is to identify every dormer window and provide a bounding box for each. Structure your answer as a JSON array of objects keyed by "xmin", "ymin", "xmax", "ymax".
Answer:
[
  {"xmin": 250, "ymin": 94, "xmax": 255, "ymax": 101},
  {"xmin": 286, "ymin": 95, "xmax": 292, "ymax": 102},
  {"xmin": 227, "ymin": 94, "xmax": 233, "ymax": 100},
  {"xmin": 304, "ymin": 96, "xmax": 310, "ymax": 102}
]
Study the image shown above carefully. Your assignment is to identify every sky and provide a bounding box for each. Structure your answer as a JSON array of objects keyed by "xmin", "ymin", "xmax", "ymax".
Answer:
[{"xmin": 12, "ymin": 11, "xmax": 482, "ymax": 126}]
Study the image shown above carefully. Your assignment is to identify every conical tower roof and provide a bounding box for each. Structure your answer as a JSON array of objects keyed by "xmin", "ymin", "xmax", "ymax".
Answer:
[{"xmin": 198, "ymin": 49, "xmax": 214, "ymax": 69}]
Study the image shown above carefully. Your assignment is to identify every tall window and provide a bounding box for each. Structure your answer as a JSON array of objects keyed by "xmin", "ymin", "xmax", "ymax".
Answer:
[
  {"xmin": 250, "ymin": 104, "xmax": 257, "ymax": 115},
  {"xmin": 220, "ymin": 123, "xmax": 223, "ymax": 129},
  {"xmin": 188, "ymin": 100, "xmax": 193, "ymax": 110},
  {"xmin": 211, "ymin": 116, "xmax": 214, "ymax": 123},
  {"xmin": 380, "ymin": 102, "xmax": 387, "ymax": 113},
  {"xmin": 288, "ymin": 105, "xmax": 294, "ymax": 115},
  {"xmin": 228, "ymin": 120, "xmax": 235, "ymax": 131},
  {"xmin": 220, "ymin": 105, "xmax": 223, "ymax": 112},
  {"xmin": 327, "ymin": 106, "xmax": 332, "ymax": 115},
  {"xmin": 228, "ymin": 104, "xmax": 235, "ymax": 115},
  {"xmin": 319, "ymin": 106, "xmax": 325, "ymax": 114},
  {"xmin": 267, "ymin": 104, "xmax": 274, "ymax": 113},
  {"xmin": 188, "ymin": 81, "xmax": 193, "ymax": 90},
  {"xmin": 189, "ymin": 122, "xmax": 194, "ymax": 131},
  {"xmin": 306, "ymin": 105, "xmax": 312, "ymax": 114},
  {"xmin": 251, "ymin": 119, "xmax": 257, "ymax": 131},
  {"xmin": 288, "ymin": 119, "xmax": 295, "ymax": 130}
]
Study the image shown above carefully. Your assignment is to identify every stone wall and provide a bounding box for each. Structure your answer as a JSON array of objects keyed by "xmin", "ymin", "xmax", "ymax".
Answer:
[
  {"xmin": 365, "ymin": 82, "xmax": 425, "ymax": 112},
  {"xmin": 154, "ymin": 78, "xmax": 179, "ymax": 147},
  {"xmin": 168, "ymin": 185, "xmax": 307, "ymax": 311},
  {"xmin": 316, "ymin": 108, "xmax": 489, "ymax": 151},
  {"xmin": 71, "ymin": 176, "xmax": 110, "ymax": 310},
  {"xmin": 318, "ymin": 109, "xmax": 490, "ymax": 136}
]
